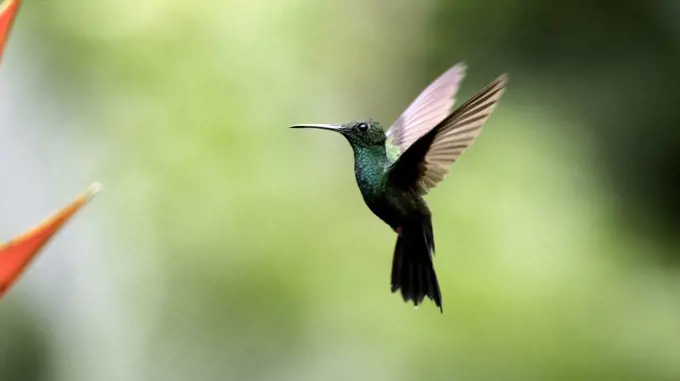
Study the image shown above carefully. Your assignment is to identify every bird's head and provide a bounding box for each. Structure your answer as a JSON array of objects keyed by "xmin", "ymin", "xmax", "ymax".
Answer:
[{"xmin": 291, "ymin": 119, "xmax": 386, "ymax": 148}]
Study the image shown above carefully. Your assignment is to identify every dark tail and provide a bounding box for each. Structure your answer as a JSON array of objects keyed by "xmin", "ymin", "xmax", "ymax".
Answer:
[{"xmin": 390, "ymin": 220, "xmax": 442, "ymax": 312}]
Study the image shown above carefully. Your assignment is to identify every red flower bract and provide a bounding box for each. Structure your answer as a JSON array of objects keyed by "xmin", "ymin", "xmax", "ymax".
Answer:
[
  {"xmin": 0, "ymin": 0, "xmax": 20, "ymax": 63},
  {"xmin": 0, "ymin": 184, "xmax": 101, "ymax": 298},
  {"xmin": 0, "ymin": 1, "xmax": 101, "ymax": 298}
]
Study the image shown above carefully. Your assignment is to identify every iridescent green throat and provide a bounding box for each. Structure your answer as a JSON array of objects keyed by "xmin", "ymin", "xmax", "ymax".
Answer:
[{"xmin": 351, "ymin": 144, "xmax": 388, "ymax": 198}]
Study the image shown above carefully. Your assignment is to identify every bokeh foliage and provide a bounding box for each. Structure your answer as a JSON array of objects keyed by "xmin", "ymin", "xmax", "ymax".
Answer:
[{"xmin": 1, "ymin": 1, "xmax": 679, "ymax": 381}]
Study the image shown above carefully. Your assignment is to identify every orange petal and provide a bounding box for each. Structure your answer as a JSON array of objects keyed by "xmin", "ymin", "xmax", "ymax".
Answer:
[
  {"xmin": 0, "ymin": 0, "xmax": 21, "ymax": 62},
  {"xmin": 0, "ymin": 182, "xmax": 101, "ymax": 298}
]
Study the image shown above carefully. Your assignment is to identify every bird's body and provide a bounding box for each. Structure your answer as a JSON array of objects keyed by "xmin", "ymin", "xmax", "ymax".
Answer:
[
  {"xmin": 350, "ymin": 135, "xmax": 428, "ymax": 231},
  {"xmin": 346, "ymin": 121, "xmax": 441, "ymax": 309},
  {"xmin": 292, "ymin": 63, "xmax": 507, "ymax": 312}
]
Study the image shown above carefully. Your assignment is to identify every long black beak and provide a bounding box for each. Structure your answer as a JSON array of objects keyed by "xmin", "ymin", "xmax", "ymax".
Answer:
[{"xmin": 290, "ymin": 123, "xmax": 343, "ymax": 132}]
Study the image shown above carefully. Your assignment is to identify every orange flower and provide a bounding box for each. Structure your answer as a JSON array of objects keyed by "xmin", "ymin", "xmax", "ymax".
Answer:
[
  {"xmin": 0, "ymin": 184, "xmax": 102, "ymax": 297},
  {"xmin": 0, "ymin": 0, "xmax": 21, "ymax": 63},
  {"xmin": 0, "ymin": 1, "xmax": 102, "ymax": 298}
]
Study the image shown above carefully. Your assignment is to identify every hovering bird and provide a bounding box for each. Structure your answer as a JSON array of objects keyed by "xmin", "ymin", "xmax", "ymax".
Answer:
[{"xmin": 291, "ymin": 63, "xmax": 507, "ymax": 312}]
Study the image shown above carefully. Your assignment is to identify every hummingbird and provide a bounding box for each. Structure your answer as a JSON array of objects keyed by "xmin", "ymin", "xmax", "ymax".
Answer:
[{"xmin": 291, "ymin": 63, "xmax": 507, "ymax": 312}]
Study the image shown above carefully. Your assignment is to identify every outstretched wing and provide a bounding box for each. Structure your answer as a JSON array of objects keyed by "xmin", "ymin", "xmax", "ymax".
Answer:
[
  {"xmin": 385, "ymin": 62, "xmax": 467, "ymax": 162},
  {"xmin": 386, "ymin": 74, "xmax": 507, "ymax": 195}
]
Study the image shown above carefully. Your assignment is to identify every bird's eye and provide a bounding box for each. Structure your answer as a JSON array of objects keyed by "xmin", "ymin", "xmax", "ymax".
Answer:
[{"xmin": 356, "ymin": 123, "xmax": 369, "ymax": 132}]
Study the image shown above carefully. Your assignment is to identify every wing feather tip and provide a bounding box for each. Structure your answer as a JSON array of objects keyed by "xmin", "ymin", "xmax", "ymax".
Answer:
[{"xmin": 495, "ymin": 73, "xmax": 509, "ymax": 87}]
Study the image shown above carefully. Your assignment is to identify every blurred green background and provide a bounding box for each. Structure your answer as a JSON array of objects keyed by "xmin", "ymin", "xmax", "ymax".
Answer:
[{"xmin": 1, "ymin": 1, "xmax": 679, "ymax": 380}]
